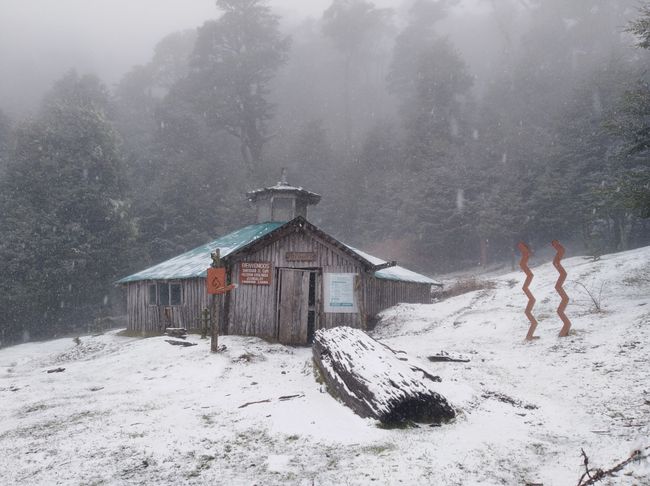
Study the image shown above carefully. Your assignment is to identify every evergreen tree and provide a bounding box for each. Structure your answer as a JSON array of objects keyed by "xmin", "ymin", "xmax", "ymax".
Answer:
[
  {"xmin": 132, "ymin": 86, "xmax": 251, "ymax": 263},
  {"xmin": 322, "ymin": 0, "xmax": 393, "ymax": 155},
  {"xmin": 0, "ymin": 109, "xmax": 10, "ymax": 175},
  {"xmin": 186, "ymin": 0, "xmax": 290, "ymax": 175},
  {"xmin": 387, "ymin": 0, "xmax": 476, "ymax": 269},
  {"xmin": 472, "ymin": 0, "xmax": 639, "ymax": 261},
  {"xmin": 0, "ymin": 72, "xmax": 134, "ymax": 344},
  {"xmin": 602, "ymin": 6, "xmax": 650, "ymax": 219}
]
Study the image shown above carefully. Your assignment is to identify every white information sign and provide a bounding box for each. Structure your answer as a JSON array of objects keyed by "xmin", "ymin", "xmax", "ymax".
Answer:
[{"xmin": 323, "ymin": 273, "xmax": 358, "ymax": 314}]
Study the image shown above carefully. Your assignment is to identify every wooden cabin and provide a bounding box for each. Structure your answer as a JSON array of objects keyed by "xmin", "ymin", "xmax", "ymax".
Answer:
[{"xmin": 117, "ymin": 175, "xmax": 441, "ymax": 344}]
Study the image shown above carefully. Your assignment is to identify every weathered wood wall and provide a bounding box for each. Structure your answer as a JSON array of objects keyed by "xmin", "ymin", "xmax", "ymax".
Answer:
[
  {"xmin": 226, "ymin": 230, "xmax": 364, "ymax": 340},
  {"xmin": 364, "ymin": 277, "xmax": 431, "ymax": 319},
  {"xmin": 126, "ymin": 279, "xmax": 209, "ymax": 333},
  {"xmin": 125, "ymin": 228, "xmax": 432, "ymax": 337}
]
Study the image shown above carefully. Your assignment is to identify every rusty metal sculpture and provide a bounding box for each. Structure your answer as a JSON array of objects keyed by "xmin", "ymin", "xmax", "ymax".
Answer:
[
  {"xmin": 552, "ymin": 240, "xmax": 572, "ymax": 337},
  {"xmin": 517, "ymin": 242, "xmax": 538, "ymax": 340}
]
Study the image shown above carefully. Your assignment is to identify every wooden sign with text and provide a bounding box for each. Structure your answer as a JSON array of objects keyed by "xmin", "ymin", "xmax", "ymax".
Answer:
[
  {"xmin": 240, "ymin": 262, "xmax": 272, "ymax": 285},
  {"xmin": 286, "ymin": 251, "xmax": 316, "ymax": 262}
]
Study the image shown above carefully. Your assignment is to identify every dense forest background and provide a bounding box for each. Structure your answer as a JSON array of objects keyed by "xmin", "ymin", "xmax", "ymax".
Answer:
[{"xmin": 1, "ymin": 0, "xmax": 650, "ymax": 345}]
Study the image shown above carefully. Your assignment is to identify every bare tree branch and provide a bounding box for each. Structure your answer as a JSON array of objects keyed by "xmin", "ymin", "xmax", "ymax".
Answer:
[{"xmin": 577, "ymin": 446, "xmax": 649, "ymax": 486}]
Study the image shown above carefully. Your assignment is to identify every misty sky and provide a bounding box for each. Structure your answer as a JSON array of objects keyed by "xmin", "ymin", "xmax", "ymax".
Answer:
[{"xmin": 0, "ymin": 0, "xmax": 483, "ymax": 115}]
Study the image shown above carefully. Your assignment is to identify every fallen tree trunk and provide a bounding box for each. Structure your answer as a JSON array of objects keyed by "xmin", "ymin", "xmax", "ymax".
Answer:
[{"xmin": 313, "ymin": 327, "xmax": 456, "ymax": 425}]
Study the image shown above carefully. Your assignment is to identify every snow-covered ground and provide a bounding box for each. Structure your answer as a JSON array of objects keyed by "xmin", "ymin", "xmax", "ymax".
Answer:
[{"xmin": 1, "ymin": 247, "xmax": 649, "ymax": 485}]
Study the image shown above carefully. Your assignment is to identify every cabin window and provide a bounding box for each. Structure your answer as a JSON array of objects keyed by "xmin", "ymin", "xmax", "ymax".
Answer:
[
  {"xmin": 272, "ymin": 197, "xmax": 293, "ymax": 221},
  {"xmin": 170, "ymin": 284, "xmax": 182, "ymax": 305},
  {"xmin": 159, "ymin": 283, "xmax": 170, "ymax": 306},
  {"xmin": 148, "ymin": 284, "xmax": 157, "ymax": 305},
  {"xmin": 149, "ymin": 282, "xmax": 182, "ymax": 306}
]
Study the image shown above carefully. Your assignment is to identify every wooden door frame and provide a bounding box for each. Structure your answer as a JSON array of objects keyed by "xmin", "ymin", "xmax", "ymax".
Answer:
[{"xmin": 275, "ymin": 267, "xmax": 321, "ymax": 344}]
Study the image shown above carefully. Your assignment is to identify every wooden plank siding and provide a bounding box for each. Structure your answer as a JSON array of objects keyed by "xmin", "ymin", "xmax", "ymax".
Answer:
[
  {"xmin": 125, "ymin": 228, "xmax": 432, "ymax": 338},
  {"xmin": 226, "ymin": 230, "xmax": 365, "ymax": 340},
  {"xmin": 363, "ymin": 277, "xmax": 431, "ymax": 319},
  {"xmin": 126, "ymin": 279, "xmax": 209, "ymax": 333}
]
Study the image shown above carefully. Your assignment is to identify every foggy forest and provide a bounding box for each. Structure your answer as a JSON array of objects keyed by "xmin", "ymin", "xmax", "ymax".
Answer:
[{"xmin": 1, "ymin": 0, "xmax": 650, "ymax": 346}]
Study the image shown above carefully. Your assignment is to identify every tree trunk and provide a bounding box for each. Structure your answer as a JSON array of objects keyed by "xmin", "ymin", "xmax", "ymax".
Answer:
[
  {"xmin": 313, "ymin": 327, "xmax": 456, "ymax": 425},
  {"xmin": 210, "ymin": 294, "xmax": 221, "ymax": 353}
]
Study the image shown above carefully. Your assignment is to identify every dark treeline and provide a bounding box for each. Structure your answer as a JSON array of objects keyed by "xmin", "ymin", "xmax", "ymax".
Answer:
[{"xmin": 1, "ymin": 0, "xmax": 649, "ymax": 346}]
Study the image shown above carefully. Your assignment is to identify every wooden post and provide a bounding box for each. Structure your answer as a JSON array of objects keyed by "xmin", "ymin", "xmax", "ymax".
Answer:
[
  {"xmin": 198, "ymin": 308, "xmax": 210, "ymax": 339},
  {"xmin": 210, "ymin": 250, "xmax": 222, "ymax": 353},
  {"xmin": 211, "ymin": 295, "xmax": 221, "ymax": 352}
]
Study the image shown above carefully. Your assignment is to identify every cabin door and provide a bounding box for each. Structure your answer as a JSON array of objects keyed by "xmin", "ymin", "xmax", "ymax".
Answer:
[{"xmin": 276, "ymin": 269, "xmax": 317, "ymax": 345}]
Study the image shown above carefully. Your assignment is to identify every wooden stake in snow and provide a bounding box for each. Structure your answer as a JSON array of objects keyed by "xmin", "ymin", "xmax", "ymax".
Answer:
[
  {"xmin": 313, "ymin": 327, "xmax": 456, "ymax": 425},
  {"xmin": 206, "ymin": 250, "xmax": 237, "ymax": 352}
]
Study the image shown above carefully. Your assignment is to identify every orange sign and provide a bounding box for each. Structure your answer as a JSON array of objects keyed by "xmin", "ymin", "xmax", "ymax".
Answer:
[
  {"xmin": 240, "ymin": 262, "xmax": 272, "ymax": 285},
  {"xmin": 206, "ymin": 267, "xmax": 227, "ymax": 294}
]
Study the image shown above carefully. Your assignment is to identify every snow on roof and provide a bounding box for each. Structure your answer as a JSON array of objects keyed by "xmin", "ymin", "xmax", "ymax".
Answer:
[
  {"xmin": 247, "ymin": 182, "xmax": 307, "ymax": 193},
  {"xmin": 246, "ymin": 181, "xmax": 321, "ymax": 203},
  {"xmin": 347, "ymin": 246, "xmax": 441, "ymax": 285},
  {"xmin": 374, "ymin": 265, "xmax": 441, "ymax": 285},
  {"xmin": 116, "ymin": 222, "xmax": 284, "ymax": 284},
  {"xmin": 118, "ymin": 220, "xmax": 440, "ymax": 286}
]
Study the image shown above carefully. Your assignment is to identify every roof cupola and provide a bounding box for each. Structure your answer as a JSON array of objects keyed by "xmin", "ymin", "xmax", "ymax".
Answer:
[{"xmin": 247, "ymin": 169, "xmax": 321, "ymax": 223}]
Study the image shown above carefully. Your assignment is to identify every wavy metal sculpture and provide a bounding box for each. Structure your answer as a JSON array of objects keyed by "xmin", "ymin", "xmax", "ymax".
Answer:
[
  {"xmin": 552, "ymin": 240, "xmax": 572, "ymax": 337},
  {"xmin": 517, "ymin": 242, "xmax": 538, "ymax": 340}
]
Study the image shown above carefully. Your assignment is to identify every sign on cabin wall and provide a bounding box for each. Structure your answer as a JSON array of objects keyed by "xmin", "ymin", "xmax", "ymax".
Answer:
[
  {"xmin": 323, "ymin": 273, "xmax": 358, "ymax": 313},
  {"xmin": 286, "ymin": 251, "xmax": 316, "ymax": 262},
  {"xmin": 240, "ymin": 262, "xmax": 272, "ymax": 285}
]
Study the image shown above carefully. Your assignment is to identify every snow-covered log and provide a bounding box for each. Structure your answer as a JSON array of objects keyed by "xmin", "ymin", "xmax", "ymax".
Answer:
[{"xmin": 313, "ymin": 327, "xmax": 455, "ymax": 425}]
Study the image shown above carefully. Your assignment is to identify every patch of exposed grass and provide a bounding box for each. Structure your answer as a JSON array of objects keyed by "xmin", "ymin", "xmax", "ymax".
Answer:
[
  {"xmin": 116, "ymin": 329, "xmax": 162, "ymax": 338},
  {"xmin": 21, "ymin": 403, "xmax": 50, "ymax": 415},
  {"xmin": 186, "ymin": 454, "xmax": 215, "ymax": 478},
  {"xmin": 434, "ymin": 277, "xmax": 496, "ymax": 301},
  {"xmin": 623, "ymin": 269, "xmax": 650, "ymax": 287},
  {"xmin": 362, "ymin": 443, "xmax": 396, "ymax": 454},
  {"xmin": 312, "ymin": 359, "xmax": 325, "ymax": 385},
  {"xmin": 201, "ymin": 413, "xmax": 216, "ymax": 426},
  {"xmin": 233, "ymin": 352, "xmax": 266, "ymax": 363}
]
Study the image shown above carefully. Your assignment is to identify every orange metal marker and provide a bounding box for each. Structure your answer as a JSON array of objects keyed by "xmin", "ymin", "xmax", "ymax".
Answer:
[
  {"xmin": 551, "ymin": 240, "xmax": 571, "ymax": 337},
  {"xmin": 517, "ymin": 242, "xmax": 538, "ymax": 341}
]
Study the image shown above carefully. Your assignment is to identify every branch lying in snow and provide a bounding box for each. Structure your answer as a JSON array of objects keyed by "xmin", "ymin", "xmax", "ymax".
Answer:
[
  {"xmin": 46, "ymin": 367, "xmax": 65, "ymax": 373},
  {"xmin": 577, "ymin": 446, "xmax": 649, "ymax": 486},
  {"xmin": 482, "ymin": 391, "xmax": 538, "ymax": 410},
  {"xmin": 278, "ymin": 394, "xmax": 304, "ymax": 401},
  {"xmin": 238, "ymin": 394, "xmax": 305, "ymax": 409},
  {"xmin": 238, "ymin": 399, "xmax": 271, "ymax": 409},
  {"xmin": 428, "ymin": 352, "xmax": 470, "ymax": 363}
]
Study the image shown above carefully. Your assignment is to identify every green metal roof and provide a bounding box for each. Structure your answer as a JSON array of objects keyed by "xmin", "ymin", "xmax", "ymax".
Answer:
[
  {"xmin": 116, "ymin": 222, "xmax": 284, "ymax": 284},
  {"xmin": 117, "ymin": 219, "xmax": 440, "ymax": 286}
]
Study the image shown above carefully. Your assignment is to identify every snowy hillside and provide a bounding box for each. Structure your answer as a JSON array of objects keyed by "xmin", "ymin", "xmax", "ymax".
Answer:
[{"xmin": 1, "ymin": 247, "xmax": 649, "ymax": 485}]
